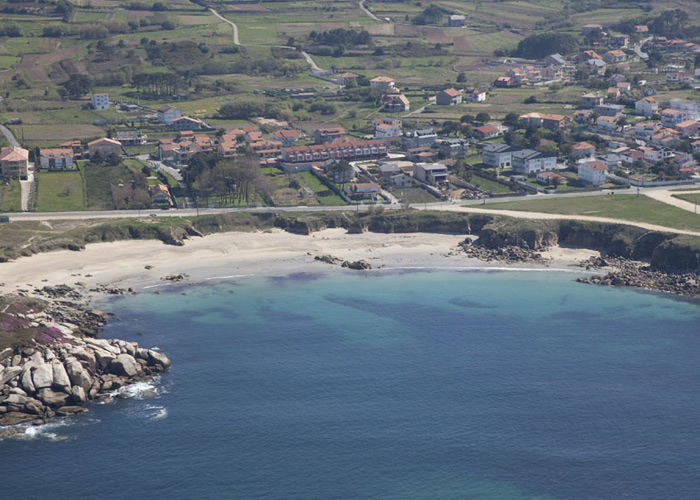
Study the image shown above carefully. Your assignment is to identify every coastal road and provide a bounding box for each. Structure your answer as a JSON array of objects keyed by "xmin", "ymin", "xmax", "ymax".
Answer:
[{"xmin": 3, "ymin": 185, "xmax": 700, "ymax": 237}]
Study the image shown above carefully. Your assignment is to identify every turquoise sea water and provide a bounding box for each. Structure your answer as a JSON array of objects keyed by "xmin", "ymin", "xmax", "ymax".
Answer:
[{"xmin": 3, "ymin": 269, "xmax": 700, "ymax": 499}]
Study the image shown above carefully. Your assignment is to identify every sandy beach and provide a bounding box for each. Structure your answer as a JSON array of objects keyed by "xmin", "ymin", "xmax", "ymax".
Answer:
[{"xmin": 0, "ymin": 229, "xmax": 600, "ymax": 296}]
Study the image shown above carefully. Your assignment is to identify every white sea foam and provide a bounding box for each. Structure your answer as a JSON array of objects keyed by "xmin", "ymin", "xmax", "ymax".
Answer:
[
  {"xmin": 108, "ymin": 377, "xmax": 161, "ymax": 401},
  {"xmin": 144, "ymin": 405, "xmax": 168, "ymax": 421},
  {"xmin": 380, "ymin": 265, "xmax": 585, "ymax": 274},
  {"xmin": 142, "ymin": 283, "xmax": 172, "ymax": 290},
  {"xmin": 203, "ymin": 274, "xmax": 252, "ymax": 280},
  {"xmin": 15, "ymin": 421, "xmax": 70, "ymax": 442}
]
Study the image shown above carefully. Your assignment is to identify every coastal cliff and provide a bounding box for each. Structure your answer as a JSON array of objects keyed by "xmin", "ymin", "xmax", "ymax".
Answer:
[{"xmin": 0, "ymin": 296, "xmax": 170, "ymax": 431}]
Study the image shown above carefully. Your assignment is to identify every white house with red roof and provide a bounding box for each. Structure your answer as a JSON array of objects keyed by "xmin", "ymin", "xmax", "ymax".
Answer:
[{"xmin": 578, "ymin": 161, "xmax": 608, "ymax": 186}]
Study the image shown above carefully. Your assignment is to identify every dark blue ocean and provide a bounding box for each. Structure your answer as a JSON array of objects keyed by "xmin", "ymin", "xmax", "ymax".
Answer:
[{"xmin": 3, "ymin": 269, "xmax": 700, "ymax": 500}]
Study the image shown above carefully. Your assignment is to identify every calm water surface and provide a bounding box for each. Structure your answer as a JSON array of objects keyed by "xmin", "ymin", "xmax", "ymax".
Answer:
[{"xmin": 2, "ymin": 269, "xmax": 700, "ymax": 500}]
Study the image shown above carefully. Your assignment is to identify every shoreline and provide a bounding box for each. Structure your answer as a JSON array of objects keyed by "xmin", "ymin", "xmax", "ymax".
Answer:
[{"xmin": 0, "ymin": 228, "xmax": 601, "ymax": 298}]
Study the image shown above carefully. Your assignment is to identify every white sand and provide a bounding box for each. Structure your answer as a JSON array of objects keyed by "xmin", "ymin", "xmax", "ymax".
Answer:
[{"xmin": 0, "ymin": 229, "xmax": 600, "ymax": 296}]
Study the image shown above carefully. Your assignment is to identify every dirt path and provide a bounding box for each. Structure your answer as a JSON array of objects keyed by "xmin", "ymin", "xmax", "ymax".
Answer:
[
  {"xmin": 209, "ymin": 7, "xmax": 322, "ymax": 72},
  {"xmin": 644, "ymin": 189, "xmax": 700, "ymax": 213},
  {"xmin": 432, "ymin": 204, "xmax": 700, "ymax": 237}
]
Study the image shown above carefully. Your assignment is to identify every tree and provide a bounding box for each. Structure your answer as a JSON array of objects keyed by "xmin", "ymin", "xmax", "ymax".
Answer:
[
  {"xmin": 503, "ymin": 113, "xmax": 519, "ymax": 127},
  {"xmin": 63, "ymin": 74, "xmax": 92, "ymax": 99},
  {"xmin": 514, "ymin": 32, "xmax": 579, "ymax": 58},
  {"xmin": 328, "ymin": 160, "xmax": 353, "ymax": 187},
  {"xmin": 456, "ymin": 72, "xmax": 467, "ymax": 83},
  {"xmin": 475, "ymin": 112, "xmax": 491, "ymax": 124}
]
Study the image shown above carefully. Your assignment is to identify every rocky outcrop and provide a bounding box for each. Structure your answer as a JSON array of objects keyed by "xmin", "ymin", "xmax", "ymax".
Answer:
[
  {"xmin": 0, "ymin": 300, "xmax": 170, "ymax": 428},
  {"xmin": 576, "ymin": 256, "xmax": 700, "ymax": 298},
  {"xmin": 314, "ymin": 255, "xmax": 372, "ymax": 270}
]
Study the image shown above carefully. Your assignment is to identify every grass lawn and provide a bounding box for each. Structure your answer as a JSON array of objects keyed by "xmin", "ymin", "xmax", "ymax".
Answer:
[
  {"xmin": 35, "ymin": 170, "xmax": 86, "ymax": 212},
  {"xmin": 0, "ymin": 180, "xmax": 22, "ymax": 212},
  {"xmin": 391, "ymin": 186, "xmax": 438, "ymax": 204},
  {"xmin": 672, "ymin": 193, "xmax": 700, "ymax": 206},
  {"xmin": 470, "ymin": 174, "xmax": 514, "ymax": 194},
  {"xmin": 484, "ymin": 194, "xmax": 700, "ymax": 232},
  {"xmin": 299, "ymin": 172, "xmax": 346, "ymax": 206}
]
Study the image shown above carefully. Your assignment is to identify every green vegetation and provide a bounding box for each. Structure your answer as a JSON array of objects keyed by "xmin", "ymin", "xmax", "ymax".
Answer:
[
  {"xmin": 484, "ymin": 194, "xmax": 700, "ymax": 232},
  {"xmin": 672, "ymin": 193, "xmax": 700, "ymax": 206},
  {"xmin": 0, "ymin": 180, "xmax": 22, "ymax": 212},
  {"xmin": 392, "ymin": 187, "xmax": 438, "ymax": 205},
  {"xmin": 35, "ymin": 170, "xmax": 86, "ymax": 212},
  {"xmin": 511, "ymin": 32, "xmax": 579, "ymax": 58}
]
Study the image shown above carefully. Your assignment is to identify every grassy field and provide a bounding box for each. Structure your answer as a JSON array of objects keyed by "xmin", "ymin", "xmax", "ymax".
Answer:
[
  {"xmin": 35, "ymin": 170, "xmax": 86, "ymax": 212},
  {"xmin": 391, "ymin": 186, "xmax": 438, "ymax": 204},
  {"xmin": 0, "ymin": 180, "xmax": 22, "ymax": 212},
  {"xmin": 484, "ymin": 194, "xmax": 700, "ymax": 232},
  {"xmin": 672, "ymin": 193, "xmax": 700, "ymax": 206}
]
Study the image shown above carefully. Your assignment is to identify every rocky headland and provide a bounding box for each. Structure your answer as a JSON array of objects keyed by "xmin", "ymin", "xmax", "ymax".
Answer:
[{"xmin": 0, "ymin": 294, "xmax": 170, "ymax": 436}]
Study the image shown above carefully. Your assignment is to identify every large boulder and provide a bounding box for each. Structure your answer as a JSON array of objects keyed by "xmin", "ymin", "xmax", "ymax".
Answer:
[
  {"xmin": 147, "ymin": 350, "xmax": 171, "ymax": 369},
  {"xmin": 0, "ymin": 411, "xmax": 36, "ymax": 426},
  {"xmin": 51, "ymin": 362, "xmax": 71, "ymax": 391},
  {"xmin": 65, "ymin": 360, "xmax": 92, "ymax": 391},
  {"xmin": 110, "ymin": 354, "xmax": 140, "ymax": 378},
  {"xmin": 0, "ymin": 366, "xmax": 22, "ymax": 386},
  {"xmin": 56, "ymin": 406, "xmax": 88, "ymax": 417},
  {"xmin": 94, "ymin": 349, "xmax": 116, "ymax": 370},
  {"xmin": 84, "ymin": 338, "xmax": 120, "ymax": 356},
  {"xmin": 37, "ymin": 388, "xmax": 69, "ymax": 407},
  {"xmin": 70, "ymin": 385, "xmax": 86, "ymax": 403},
  {"xmin": 20, "ymin": 368, "xmax": 36, "ymax": 394},
  {"xmin": 32, "ymin": 364, "xmax": 54, "ymax": 390},
  {"xmin": 3, "ymin": 394, "xmax": 27, "ymax": 406}
]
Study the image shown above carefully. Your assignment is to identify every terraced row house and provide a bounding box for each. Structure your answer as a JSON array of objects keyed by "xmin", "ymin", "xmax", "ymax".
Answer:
[{"xmin": 281, "ymin": 138, "xmax": 387, "ymax": 165}]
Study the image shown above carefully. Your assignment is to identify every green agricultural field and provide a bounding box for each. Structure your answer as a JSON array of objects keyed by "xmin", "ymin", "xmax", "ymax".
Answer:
[
  {"xmin": 0, "ymin": 180, "xmax": 22, "ymax": 212},
  {"xmin": 34, "ymin": 170, "xmax": 86, "ymax": 212},
  {"xmin": 484, "ymin": 194, "xmax": 700, "ymax": 232}
]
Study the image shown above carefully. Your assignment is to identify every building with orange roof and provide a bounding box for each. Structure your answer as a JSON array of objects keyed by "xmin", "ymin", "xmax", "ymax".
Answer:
[
  {"xmin": 0, "ymin": 146, "xmax": 29, "ymax": 179},
  {"xmin": 39, "ymin": 148, "xmax": 74, "ymax": 170},
  {"xmin": 88, "ymin": 138, "xmax": 122, "ymax": 158},
  {"xmin": 281, "ymin": 138, "xmax": 387, "ymax": 166},
  {"xmin": 436, "ymin": 88, "xmax": 463, "ymax": 106}
]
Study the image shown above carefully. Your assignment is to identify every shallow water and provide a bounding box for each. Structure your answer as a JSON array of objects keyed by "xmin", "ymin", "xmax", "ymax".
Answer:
[{"xmin": 3, "ymin": 269, "xmax": 700, "ymax": 500}]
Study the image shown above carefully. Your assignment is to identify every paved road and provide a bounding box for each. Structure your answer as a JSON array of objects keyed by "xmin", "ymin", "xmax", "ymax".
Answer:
[
  {"xmin": 632, "ymin": 36, "xmax": 653, "ymax": 60},
  {"xmin": 358, "ymin": 0, "xmax": 382, "ymax": 22},
  {"xmin": 0, "ymin": 124, "xmax": 20, "ymax": 147},
  {"xmin": 3, "ymin": 185, "xmax": 699, "ymax": 236}
]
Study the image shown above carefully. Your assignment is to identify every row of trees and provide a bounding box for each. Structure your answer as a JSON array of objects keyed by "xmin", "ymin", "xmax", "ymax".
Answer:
[{"xmin": 186, "ymin": 153, "xmax": 276, "ymax": 207}]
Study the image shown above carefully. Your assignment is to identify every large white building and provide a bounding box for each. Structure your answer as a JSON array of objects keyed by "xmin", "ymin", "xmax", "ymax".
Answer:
[
  {"xmin": 512, "ymin": 149, "xmax": 557, "ymax": 175},
  {"xmin": 578, "ymin": 160, "xmax": 608, "ymax": 186},
  {"xmin": 91, "ymin": 93, "xmax": 109, "ymax": 110},
  {"xmin": 482, "ymin": 143, "xmax": 514, "ymax": 168}
]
